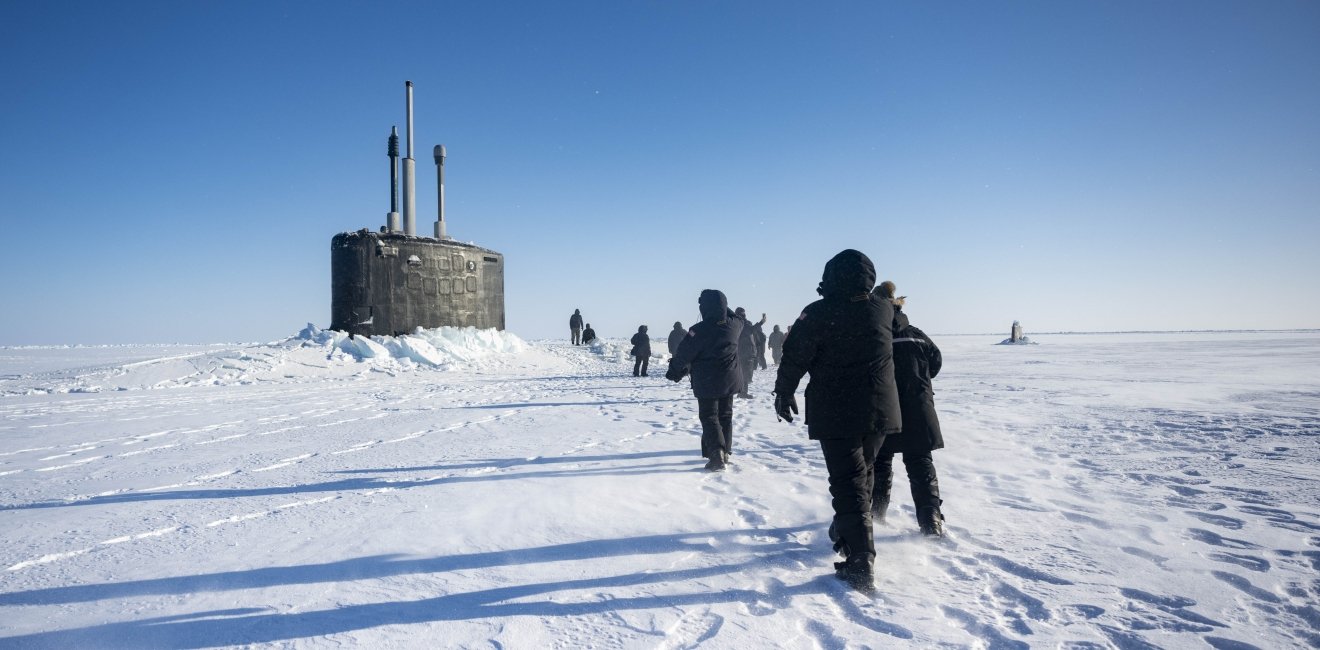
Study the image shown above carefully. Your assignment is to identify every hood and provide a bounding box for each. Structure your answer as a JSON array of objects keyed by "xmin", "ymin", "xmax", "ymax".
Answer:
[
  {"xmin": 673, "ymin": 322, "xmax": 683, "ymax": 330},
  {"xmin": 698, "ymin": 289, "xmax": 728, "ymax": 321},
  {"xmin": 638, "ymin": 325, "xmax": 648, "ymax": 333},
  {"xmin": 816, "ymin": 249, "xmax": 876, "ymax": 299}
]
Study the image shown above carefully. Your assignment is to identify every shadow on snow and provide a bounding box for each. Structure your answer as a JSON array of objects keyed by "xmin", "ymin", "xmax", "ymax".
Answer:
[
  {"xmin": 0, "ymin": 450, "xmax": 699, "ymax": 511},
  {"xmin": 0, "ymin": 525, "xmax": 915, "ymax": 647}
]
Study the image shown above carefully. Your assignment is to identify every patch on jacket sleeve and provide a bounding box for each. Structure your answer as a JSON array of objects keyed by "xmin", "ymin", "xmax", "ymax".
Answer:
[
  {"xmin": 797, "ymin": 311, "xmax": 807, "ymax": 321},
  {"xmin": 688, "ymin": 328, "xmax": 696, "ymax": 337}
]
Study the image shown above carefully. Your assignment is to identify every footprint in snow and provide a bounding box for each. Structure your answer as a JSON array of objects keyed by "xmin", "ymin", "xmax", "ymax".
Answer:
[
  {"xmin": 1186, "ymin": 511, "xmax": 1245, "ymax": 530},
  {"xmin": 1208, "ymin": 552, "xmax": 1270, "ymax": 572}
]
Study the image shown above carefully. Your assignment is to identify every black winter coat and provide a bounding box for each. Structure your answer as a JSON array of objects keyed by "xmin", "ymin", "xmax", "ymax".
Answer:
[
  {"xmin": 737, "ymin": 318, "xmax": 758, "ymax": 358},
  {"xmin": 667, "ymin": 327, "xmax": 686, "ymax": 355},
  {"xmin": 570, "ymin": 313, "xmax": 583, "ymax": 329},
  {"xmin": 582, "ymin": 327, "xmax": 596, "ymax": 343},
  {"xmin": 774, "ymin": 250, "xmax": 901, "ymax": 439},
  {"xmin": 881, "ymin": 324, "xmax": 944, "ymax": 453},
  {"xmin": 667, "ymin": 290, "xmax": 743, "ymax": 399},
  {"xmin": 630, "ymin": 331, "xmax": 652, "ymax": 358}
]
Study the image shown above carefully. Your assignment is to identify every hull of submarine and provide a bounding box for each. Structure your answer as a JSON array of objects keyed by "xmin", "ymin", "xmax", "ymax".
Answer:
[{"xmin": 331, "ymin": 230, "xmax": 505, "ymax": 336}]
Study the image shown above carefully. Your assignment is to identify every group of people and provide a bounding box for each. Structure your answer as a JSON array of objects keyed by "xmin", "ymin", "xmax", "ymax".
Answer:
[
  {"xmin": 664, "ymin": 249, "xmax": 947, "ymax": 594},
  {"xmin": 568, "ymin": 309, "xmax": 596, "ymax": 346},
  {"xmin": 570, "ymin": 310, "xmax": 787, "ymax": 385}
]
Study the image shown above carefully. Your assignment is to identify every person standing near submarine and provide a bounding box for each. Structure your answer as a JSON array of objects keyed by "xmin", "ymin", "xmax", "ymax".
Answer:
[{"xmin": 570, "ymin": 309, "xmax": 584, "ymax": 345}]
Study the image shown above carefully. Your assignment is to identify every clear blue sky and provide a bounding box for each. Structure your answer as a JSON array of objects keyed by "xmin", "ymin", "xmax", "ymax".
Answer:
[{"xmin": 2, "ymin": 1, "xmax": 1317, "ymax": 344}]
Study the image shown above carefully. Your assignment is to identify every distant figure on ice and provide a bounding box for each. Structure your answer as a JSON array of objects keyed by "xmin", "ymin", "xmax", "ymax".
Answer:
[
  {"xmin": 999, "ymin": 320, "xmax": 1033, "ymax": 345},
  {"xmin": 570, "ymin": 309, "xmax": 584, "ymax": 345},
  {"xmin": 774, "ymin": 250, "xmax": 901, "ymax": 593},
  {"xmin": 752, "ymin": 315, "xmax": 769, "ymax": 370},
  {"xmin": 582, "ymin": 324, "xmax": 597, "ymax": 344},
  {"xmin": 872, "ymin": 286, "xmax": 947, "ymax": 537},
  {"xmin": 767, "ymin": 325, "xmax": 785, "ymax": 365},
  {"xmin": 666, "ymin": 290, "xmax": 743, "ymax": 472},
  {"xmin": 733, "ymin": 307, "xmax": 764, "ymax": 398},
  {"xmin": 630, "ymin": 325, "xmax": 651, "ymax": 377},
  {"xmin": 667, "ymin": 321, "xmax": 686, "ymax": 356}
]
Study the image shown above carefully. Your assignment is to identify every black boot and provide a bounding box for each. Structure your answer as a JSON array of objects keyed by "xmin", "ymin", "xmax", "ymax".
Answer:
[
  {"xmin": 834, "ymin": 553, "xmax": 876, "ymax": 593},
  {"xmin": 917, "ymin": 506, "xmax": 945, "ymax": 537},
  {"xmin": 828, "ymin": 521, "xmax": 848, "ymax": 556},
  {"xmin": 871, "ymin": 496, "xmax": 890, "ymax": 523},
  {"xmin": 704, "ymin": 454, "xmax": 726, "ymax": 472},
  {"xmin": 873, "ymin": 451, "xmax": 895, "ymax": 524}
]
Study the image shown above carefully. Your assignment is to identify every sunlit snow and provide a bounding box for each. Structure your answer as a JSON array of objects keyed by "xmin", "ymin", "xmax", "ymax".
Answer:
[{"xmin": 1, "ymin": 329, "xmax": 1316, "ymax": 648}]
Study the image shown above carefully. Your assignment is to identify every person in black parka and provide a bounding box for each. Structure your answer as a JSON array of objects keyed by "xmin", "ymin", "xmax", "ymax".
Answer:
[
  {"xmin": 767, "ymin": 325, "xmax": 785, "ymax": 365},
  {"xmin": 570, "ymin": 309, "xmax": 584, "ymax": 345},
  {"xmin": 871, "ymin": 287, "xmax": 946, "ymax": 536},
  {"xmin": 752, "ymin": 315, "xmax": 768, "ymax": 370},
  {"xmin": 667, "ymin": 321, "xmax": 686, "ymax": 356},
  {"xmin": 630, "ymin": 325, "xmax": 652, "ymax": 377},
  {"xmin": 582, "ymin": 324, "xmax": 596, "ymax": 344},
  {"xmin": 666, "ymin": 290, "xmax": 743, "ymax": 471},
  {"xmin": 733, "ymin": 307, "xmax": 763, "ymax": 398},
  {"xmin": 774, "ymin": 250, "xmax": 901, "ymax": 593}
]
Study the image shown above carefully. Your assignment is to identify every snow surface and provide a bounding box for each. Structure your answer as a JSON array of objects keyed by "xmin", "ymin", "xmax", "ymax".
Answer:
[{"xmin": 1, "ymin": 329, "xmax": 1317, "ymax": 649}]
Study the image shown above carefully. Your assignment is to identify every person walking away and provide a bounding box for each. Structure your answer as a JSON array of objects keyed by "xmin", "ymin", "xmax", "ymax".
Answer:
[
  {"xmin": 753, "ymin": 314, "xmax": 769, "ymax": 370},
  {"xmin": 871, "ymin": 291, "xmax": 946, "ymax": 536},
  {"xmin": 666, "ymin": 290, "xmax": 743, "ymax": 471},
  {"xmin": 582, "ymin": 324, "xmax": 596, "ymax": 344},
  {"xmin": 773, "ymin": 250, "xmax": 901, "ymax": 593},
  {"xmin": 630, "ymin": 325, "xmax": 652, "ymax": 376},
  {"xmin": 733, "ymin": 307, "xmax": 763, "ymax": 398},
  {"xmin": 767, "ymin": 325, "xmax": 785, "ymax": 365},
  {"xmin": 570, "ymin": 309, "xmax": 584, "ymax": 345},
  {"xmin": 667, "ymin": 321, "xmax": 686, "ymax": 356}
]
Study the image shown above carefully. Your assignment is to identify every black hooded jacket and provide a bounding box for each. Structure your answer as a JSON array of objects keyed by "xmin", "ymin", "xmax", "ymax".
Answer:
[
  {"xmin": 667, "ymin": 323, "xmax": 686, "ymax": 355},
  {"xmin": 881, "ymin": 324, "xmax": 944, "ymax": 452},
  {"xmin": 630, "ymin": 326, "xmax": 651, "ymax": 358},
  {"xmin": 774, "ymin": 250, "xmax": 902, "ymax": 439},
  {"xmin": 667, "ymin": 290, "xmax": 743, "ymax": 399}
]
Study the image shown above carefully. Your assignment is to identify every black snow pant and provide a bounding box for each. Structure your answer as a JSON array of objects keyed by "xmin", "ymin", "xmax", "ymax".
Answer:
[
  {"xmin": 697, "ymin": 395, "xmax": 734, "ymax": 460},
  {"xmin": 873, "ymin": 450, "xmax": 942, "ymax": 514},
  {"xmin": 633, "ymin": 355, "xmax": 649, "ymax": 376},
  {"xmin": 820, "ymin": 434, "xmax": 883, "ymax": 561},
  {"xmin": 757, "ymin": 348, "xmax": 767, "ymax": 370},
  {"xmin": 571, "ymin": 328, "xmax": 581, "ymax": 345},
  {"xmin": 739, "ymin": 356, "xmax": 756, "ymax": 394}
]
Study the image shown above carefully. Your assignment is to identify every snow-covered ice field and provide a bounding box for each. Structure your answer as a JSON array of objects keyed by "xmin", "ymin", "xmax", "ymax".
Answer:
[{"xmin": 1, "ymin": 329, "xmax": 1317, "ymax": 649}]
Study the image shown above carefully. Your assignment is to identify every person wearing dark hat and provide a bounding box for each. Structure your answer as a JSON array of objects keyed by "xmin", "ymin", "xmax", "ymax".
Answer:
[
  {"xmin": 666, "ymin": 290, "xmax": 743, "ymax": 471},
  {"xmin": 630, "ymin": 325, "xmax": 652, "ymax": 377},
  {"xmin": 871, "ymin": 285, "xmax": 946, "ymax": 536},
  {"xmin": 773, "ymin": 250, "xmax": 901, "ymax": 593},
  {"xmin": 667, "ymin": 321, "xmax": 686, "ymax": 356}
]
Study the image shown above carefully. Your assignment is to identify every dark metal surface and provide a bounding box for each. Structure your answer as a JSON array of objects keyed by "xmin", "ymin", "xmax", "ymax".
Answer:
[{"xmin": 331, "ymin": 230, "xmax": 505, "ymax": 336}]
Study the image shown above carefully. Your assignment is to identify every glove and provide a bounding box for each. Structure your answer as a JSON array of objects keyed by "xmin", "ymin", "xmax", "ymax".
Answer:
[
  {"xmin": 665, "ymin": 366, "xmax": 687, "ymax": 383},
  {"xmin": 774, "ymin": 392, "xmax": 798, "ymax": 423}
]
